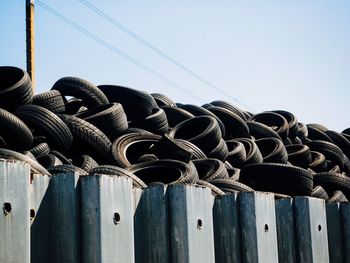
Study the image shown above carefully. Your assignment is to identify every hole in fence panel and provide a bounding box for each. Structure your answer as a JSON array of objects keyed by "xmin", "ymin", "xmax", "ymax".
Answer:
[
  {"xmin": 3, "ymin": 202, "xmax": 12, "ymax": 215},
  {"xmin": 113, "ymin": 212, "xmax": 121, "ymax": 225},
  {"xmin": 197, "ymin": 219, "xmax": 203, "ymax": 229},
  {"xmin": 30, "ymin": 209, "xmax": 36, "ymax": 220},
  {"xmin": 318, "ymin": 225, "xmax": 322, "ymax": 231},
  {"xmin": 264, "ymin": 224, "xmax": 269, "ymax": 232}
]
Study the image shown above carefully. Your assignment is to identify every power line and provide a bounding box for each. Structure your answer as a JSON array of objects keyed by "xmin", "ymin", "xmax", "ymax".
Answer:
[
  {"xmin": 79, "ymin": 0, "xmax": 255, "ymax": 112},
  {"xmin": 36, "ymin": 0, "xmax": 205, "ymax": 104}
]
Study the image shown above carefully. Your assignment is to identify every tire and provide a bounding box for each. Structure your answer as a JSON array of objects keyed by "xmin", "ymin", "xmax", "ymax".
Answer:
[
  {"xmin": 48, "ymin": 164, "xmax": 88, "ymax": 176},
  {"xmin": 208, "ymin": 106, "xmax": 249, "ymax": 140},
  {"xmin": 329, "ymin": 190, "xmax": 348, "ymax": 203},
  {"xmin": 235, "ymin": 138, "xmax": 263, "ymax": 165},
  {"xmin": 298, "ymin": 122, "xmax": 308, "ymax": 141},
  {"xmin": 311, "ymin": 186, "xmax": 329, "ymax": 201},
  {"xmin": 207, "ymin": 138, "xmax": 229, "ymax": 161},
  {"xmin": 0, "ymin": 108, "xmax": 33, "ymax": 151},
  {"xmin": 286, "ymin": 144, "xmax": 312, "ymax": 168},
  {"xmin": 307, "ymin": 123, "xmax": 328, "ymax": 132},
  {"xmin": 32, "ymin": 90, "xmax": 65, "ymax": 113},
  {"xmin": 255, "ymin": 138, "xmax": 288, "ymax": 164},
  {"xmin": 0, "ymin": 66, "xmax": 33, "ymax": 111},
  {"xmin": 15, "ymin": 105, "xmax": 73, "ymax": 153},
  {"xmin": 64, "ymin": 98, "xmax": 85, "ymax": 115},
  {"xmin": 195, "ymin": 180, "xmax": 225, "ymax": 196},
  {"xmin": 192, "ymin": 158, "xmax": 229, "ymax": 180},
  {"xmin": 90, "ymin": 165, "xmax": 147, "ymax": 189},
  {"xmin": 130, "ymin": 107, "xmax": 169, "ymax": 135},
  {"xmin": 58, "ymin": 114, "xmax": 112, "ymax": 160},
  {"xmin": 72, "ymin": 155, "xmax": 99, "ymax": 172},
  {"xmin": 309, "ymin": 151, "xmax": 327, "ymax": 172},
  {"xmin": 37, "ymin": 153, "xmax": 63, "ymax": 169},
  {"xmin": 52, "ymin": 77, "xmax": 109, "ymax": 108},
  {"xmin": 136, "ymin": 154, "xmax": 158, "ymax": 163},
  {"xmin": 29, "ymin": 142, "xmax": 50, "ymax": 159},
  {"xmin": 325, "ymin": 130, "xmax": 350, "ymax": 159},
  {"xmin": 126, "ymin": 159, "xmax": 198, "ymax": 185},
  {"xmin": 98, "ymin": 85, "xmax": 156, "ymax": 121},
  {"xmin": 76, "ymin": 103, "xmax": 128, "ymax": 141},
  {"xmin": 227, "ymin": 167, "xmax": 240, "ymax": 181},
  {"xmin": 209, "ymin": 100, "xmax": 247, "ymax": 121},
  {"xmin": 209, "ymin": 179, "xmax": 254, "ymax": 192},
  {"xmin": 272, "ymin": 110, "xmax": 299, "ymax": 139},
  {"xmin": 175, "ymin": 139, "xmax": 207, "ymax": 160},
  {"xmin": 160, "ymin": 105, "xmax": 194, "ymax": 128},
  {"xmin": 249, "ymin": 112, "xmax": 289, "ymax": 140},
  {"xmin": 225, "ymin": 140, "xmax": 246, "ymax": 168},
  {"xmin": 151, "ymin": 93, "xmax": 176, "ymax": 107},
  {"xmin": 50, "ymin": 150, "xmax": 72, "ymax": 165},
  {"xmin": 110, "ymin": 133, "xmax": 161, "ymax": 168},
  {"xmin": 247, "ymin": 121, "xmax": 282, "ymax": 140},
  {"xmin": 306, "ymin": 125, "xmax": 333, "ymax": 142},
  {"xmin": 168, "ymin": 116, "xmax": 222, "ymax": 154},
  {"xmin": 240, "ymin": 163, "xmax": 314, "ymax": 196},
  {"xmin": 314, "ymin": 172, "xmax": 350, "ymax": 199}
]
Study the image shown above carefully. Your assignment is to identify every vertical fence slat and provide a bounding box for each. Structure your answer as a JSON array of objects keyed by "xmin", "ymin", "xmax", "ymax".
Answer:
[
  {"xmin": 239, "ymin": 192, "xmax": 278, "ymax": 263},
  {"xmin": 0, "ymin": 161, "xmax": 30, "ymax": 263},
  {"xmin": 326, "ymin": 203, "xmax": 343, "ymax": 263},
  {"xmin": 340, "ymin": 202, "xmax": 350, "ymax": 263},
  {"xmin": 80, "ymin": 174, "xmax": 134, "ymax": 263},
  {"xmin": 212, "ymin": 193, "xmax": 240, "ymax": 263},
  {"xmin": 168, "ymin": 184, "xmax": 215, "ymax": 263},
  {"xmin": 275, "ymin": 198, "xmax": 296, "ymax": 263},
  {"xmin": 30, "ymin": 173, "xmax": 51, "ymax": 263},
  {"xmin": 134, "ymin": 185, "xmax": 169, "ymax": 263},
  {"xmin": 294, "ymin": 197, "xmax": 329, "ymax": 263}
]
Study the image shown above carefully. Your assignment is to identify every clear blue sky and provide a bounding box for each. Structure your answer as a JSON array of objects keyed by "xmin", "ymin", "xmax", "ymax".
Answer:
[{"xmin": 1, "ymin": 1, "xmax": 349, "ymax": 131}]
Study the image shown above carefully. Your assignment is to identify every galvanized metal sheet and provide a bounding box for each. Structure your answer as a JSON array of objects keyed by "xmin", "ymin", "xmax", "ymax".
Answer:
[
  {"xmin": 0, "ymin": 160, "xmax": 30, "ymax": 263},
  {"xmin": 134, "ymin": 184, "xmax": 169, "ymax": 263},
  {"xmin": 30, "ymin": 173, "xmax": 51, "ymax": 263},
  {"xmin": 212, "ymin": 193, "xmax": 240, "ymax": 263},
  {"xmin": 168, "ymin": 184, "xmax": 215, "ymax": 263},
  {"xmin": 238, "ymin": 191, "xmax": 278, "ymax": 263},
  {"xmin": 326, "ymin": 203, "xmax": 343, "ymax": 263},
  {"xmin": 80, "ymin": 174, "xmax": 134, "ymax": 263},
  {"xmin": 275, "ymin": 198, "xmax": 296, "ymax": 263},
  {"xmin": 340, "ymin": 202, "xmax": 350, "ymax": 263},
  {"xmin": 294, "ymin": 197, "xmax": 329, "ymax": 263}
]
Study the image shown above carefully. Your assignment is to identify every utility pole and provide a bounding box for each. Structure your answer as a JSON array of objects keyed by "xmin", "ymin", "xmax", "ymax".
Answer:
[{"xmin": 26, "ymin": 0, "xmax": 35, "ymax": 89}]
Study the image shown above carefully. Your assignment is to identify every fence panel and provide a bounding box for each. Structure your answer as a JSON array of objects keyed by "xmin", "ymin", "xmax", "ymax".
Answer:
[{"xmin": 326, "ymin": 203, "xmax": 343, "ymax": 263}]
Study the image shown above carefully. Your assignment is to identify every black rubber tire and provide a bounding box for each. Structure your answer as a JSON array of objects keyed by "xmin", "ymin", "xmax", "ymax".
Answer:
[
  {"xmin": 15, "ymin": 105, "xmax": 73, "ymax": 153},
  {"xmin": 286, "ymin": 144, "xmax": 312, "ymax": 168},
  {"xmin": 52, "ymin": 77, "xmax": 109, "ymax": 108},
  {"xmin": 126, "ymin": 159, "xmax": 198, "ymax": 185},
  {"xmin": 306, "ymin": 125, "xmax": 333, "ymax": 142},
  {"xmin": 0, "ymin": 148, "xmax": 49, "ymax": 175},
  {"xmin": 122, "ymin": 127, "xmax": 155, "ymax": 136},
  {"xmin": 160, "ymin": 105, "xmax": 194, "ymax": 128},
  {"xmin": 76, "ymin": 103, "xmax": 128, "ymax": 141},
  {"xmin": 179, "ymin": 104, "xmax": 226, "ymax": 137},
  {"xmin": 110, "ymin": 133, "xmax": 161, "ymax": 168},
  {"xmin": 325, "ymin": 130, "xmax": 350, "ymax": 159},
  {"xmin": 249, "ymin": 112, "xmax": 289, "ymax": 140},
  {"xmin": 192, "ymin": 158, "xmax": 229, "ymax": 180},
  {"xmin": 329, "ymin": 190, "xmax": 348, "ymax": 203},
  {"xmin": 90, "ymin": 165, "xmax": 147, "ymax": 189},
  {"xmin": 0, "ymin": 108, "xmax": 33, "ymax": 151},
  {"xmin": 64, "ymin": 98, "xmax": 85, "ymax": 115},
  {"xmin": 136, "ymin": 154, "xmax": 158, "ymax": 163},
  {"xmin": 207, "ymin": 138, "xmax": 229, "ymax": 161},
  {"xmin": 207, "ymin": 106, "xmax": 250, "ymax": 140},
  {"xmin": 209, "ymin": 100, "xmax": 247, "ymax": 121},
  {"xmin": 307, "ymin": 123, "xmax": 328, "ymax": 133},
  {"xmin": 58, "ymin": 114, "xmax": 112, "ymax": 160},
  {"xmin": 50, "ymin": 150, "xmax": 72, "ymax": 165},
  {"xmin": 247, "ymin": 121, "xmax": 282, "ymax": 140},
  {"xmin": 98, "ymin": 85, "xmax": 156, "ymax": 121},
  {"xmin": 175, "ymin": 139, "xmax": 207, "ymax": 160},
  {"xmin": 311, "ymin": 185, "xmax": 329, "ymax": 201},
  {"xmin": 195, "ymin": 180, "xmax": 225, "ymax": 196},
  {"xmin": 32, "ymin": 90, "xmax": 65, "ymax": 113},
  {"xmin": 37, "ymin": 153, "xmax": 63, "ymax": 169},
  {"xmin": 309, "ymin": 151, "xmax": 327, "ymax": 172},
  {"xmin": 293, "ymin": 137, "xmax": 303, "ymax": 145},
  {"xmin": 306, "ymin": 140, "xmax": 345, "ymax": 170},
  {"xmin": 209, "ymin": 179, "xmax": 254, "ymax": 192},
  {"xmin": 227, "ymin": 167, "xmax": 240, "ymax": 181},
  {"xmin": 255, "ymin": 138, "xmax": 288, "ymax": 164},
  {"xmin": 48, "ymin": 164, "xmax": 88, "ymax": 176},
  {"xmin": 283, "ymin": 137, "xmax": 293, "ymax": 146},
  {"xmin": 314, "ymin": 172, "xmax": 350, "ymax": 199},
  {"xmin": 151, "ymin": 93, "xmax": 176, "ymax": 107},
  {"xmin": 29, "ymin": 142, "xmax": 50, "ymax": 159},
  {"xmin": 130, "ymin": 107, "xmax": 169, "ymax": 135},
  {"xmin": 272, "ymin": 110, "xmax": 299, "ymax": 139},
  {"xmin": 0, "ymin": 66, "xmax": 33, "ymax": 111},
  {"xmin": 235, "ymin": 138, "xmax": 263, "ymax": 165},
  {"xmin": 225, "ymin": 140, "xmax": 246, "ymax": 168},
  {"xmin": 298, "ymin": 122, "xmax": 308, "ymax": 141},
  {"xmin": 153, "ymin": 134, "xmax": 193, "ymax": 163},
  {"xmin": 168, "ymin": 116, "xmax": 222, "ymax": 154},
  {"xmin": 72, "ymin": 154, "xmax": 99, "ymax": 172},
  {"xmin": 240, "ymin": 163, "xmax": 314, "ymax": 196}
]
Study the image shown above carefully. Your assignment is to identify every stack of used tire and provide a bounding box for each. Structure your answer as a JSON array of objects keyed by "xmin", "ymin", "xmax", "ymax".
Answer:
[{"xmin": 0, "ymin": 66, "xmax": 349, "ymax": 203}]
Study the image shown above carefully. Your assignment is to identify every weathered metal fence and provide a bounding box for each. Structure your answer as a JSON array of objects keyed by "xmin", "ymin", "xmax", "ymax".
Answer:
[{"xmin": 1, "ymin": 160, "xmax": 348, "ymax": 262}]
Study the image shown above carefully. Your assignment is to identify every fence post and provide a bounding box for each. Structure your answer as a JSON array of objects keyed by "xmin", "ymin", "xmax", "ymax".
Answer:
[
  {"xmin": 134, "ymin": 184, "xmax": 169, "ymax": 263},
  {"xmin": 30, "ymin": 173, "xmax": 51, "ymax": 263},
  {"xmin": 275, "ymin": 198, "xmax": 296, "ymax": 263},
  {"xmin": 80, "ymin": 174, "xmax": 134, "ymax": 263},
  {"xmin": 0, "ymin": 160, "xmax": 30, "ymax": 263},
  {"xmin": 238, "ymin": 191, "xmax": 278, "ymax": 263},
  {"xmin": 168, "ymin": 184, "xmax": 215, "ymax": 263},
  {"xmin": 326, "ymin": 203, "xmax": 343, "ymax": 263},
  {"xmin": 294, "ymin": 197, "xmax": 329, "ymax": 263},
  {"xmin": 340, "ymin": 202, "xmax": 350, "ymax": 263},
  {"xmin": 212, "ymin": 193, "xmax": 240, "ymax": 263}
]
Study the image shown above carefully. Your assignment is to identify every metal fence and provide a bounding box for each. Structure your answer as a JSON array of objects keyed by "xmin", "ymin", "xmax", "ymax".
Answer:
[{"xmin": 0, "ymin": 160, "xmax": 348, "ymax": 263}]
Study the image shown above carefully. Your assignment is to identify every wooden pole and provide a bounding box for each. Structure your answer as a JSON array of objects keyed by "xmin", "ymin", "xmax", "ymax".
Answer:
[{"xmin": 26, "ymin": 0, "xmax": 35, "ymax": 89}]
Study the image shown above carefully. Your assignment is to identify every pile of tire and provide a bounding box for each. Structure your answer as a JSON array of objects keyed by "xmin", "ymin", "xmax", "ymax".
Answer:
[{"xmin": 0, "ymin": 66, "xmax": 349, "ymax": 203}]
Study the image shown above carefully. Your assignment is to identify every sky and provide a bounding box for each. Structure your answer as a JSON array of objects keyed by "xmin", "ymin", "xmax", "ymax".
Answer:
[{"xmin": 1, "ymin": 0, "xmax": 349, "ymax": 132}]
